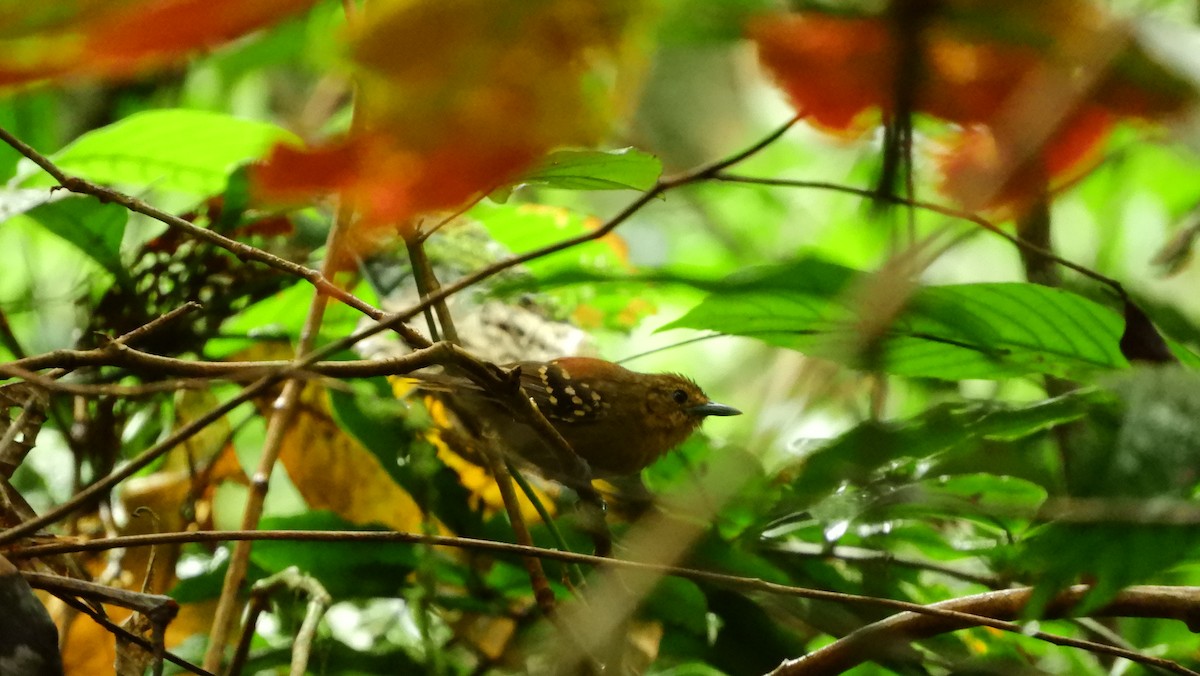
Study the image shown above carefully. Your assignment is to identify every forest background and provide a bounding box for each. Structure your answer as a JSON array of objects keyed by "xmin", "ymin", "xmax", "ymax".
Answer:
[{"xmin": 3, "ymin": 1, "xmax": 1200, "ymax": 674}]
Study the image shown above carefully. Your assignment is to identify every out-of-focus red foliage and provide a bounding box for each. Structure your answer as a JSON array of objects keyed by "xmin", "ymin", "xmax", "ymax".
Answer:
[
  {"xmin": 0, "ymin": 0, "xmax": 318, "ymax": 85},
  {"xmin": 748, "ymin": 0, "xmax": 1197, "ymax": 211},
  {"xmin": 251, "ymin": 0, "xmax": 648, "ymax": 261}
]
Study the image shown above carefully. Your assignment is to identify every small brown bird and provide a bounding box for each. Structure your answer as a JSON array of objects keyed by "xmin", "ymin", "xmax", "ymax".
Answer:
[{"xmin": 422, "ymin": 356, "xmax": 741, "ymax": 486}]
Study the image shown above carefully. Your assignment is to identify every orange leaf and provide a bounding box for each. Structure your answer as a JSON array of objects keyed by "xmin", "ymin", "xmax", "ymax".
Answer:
[
  {"xmin": 252, "ymin": 0, "xmax": 649, "ymax": 244},
  {"xmin": 749, "ymin": 2, "xmax": 1196, "ymax": 211},
  {"xmin": 938, "ymin": 109, "xmax": 1113, "ymax": 213},
  {"xmin": 747, "ymin": 14, "xmax": 894, "ymax": 134}
]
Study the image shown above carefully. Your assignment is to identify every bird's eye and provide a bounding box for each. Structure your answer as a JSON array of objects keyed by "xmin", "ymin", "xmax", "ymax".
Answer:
[{"xmin": 672, "ymin": 389, "xmax": 688, "ymax": 404}]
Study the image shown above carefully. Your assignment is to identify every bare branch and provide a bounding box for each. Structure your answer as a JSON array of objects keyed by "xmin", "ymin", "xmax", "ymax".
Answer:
[
  {"xmin": 13, "ymin": 528, "xmax": 1200, "ymax": 676},
  {"xmin": 771, "ymin": 585, "xmax": 1200, "ymax": 676}
]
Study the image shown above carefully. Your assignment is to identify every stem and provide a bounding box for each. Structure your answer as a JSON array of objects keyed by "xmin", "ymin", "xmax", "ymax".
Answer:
[{"xmin": 202, "ymin": 179, "xmax": 353, "ymax": 674}]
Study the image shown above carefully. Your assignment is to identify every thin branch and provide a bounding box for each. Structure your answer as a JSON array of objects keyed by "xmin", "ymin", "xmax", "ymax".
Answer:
[
  {"xmin": 381, "ymin": 116, "xmax": 801, "ymax": 331},
  {"xmin": 206, "ymin": 184, "xmax": 357, "ymax": 670},
  {"xmin": 0, "ymin": 303, "xmax": 200, "ymax": 479},
  {"xmin": 226, "ymin": 592, "xmax": 270, "ymax": 676},
  {"xmin": 24, "ymin": 572, "xmax": 178, "ymax": 622},
  {"xmin": 12, "ymin": 529, "xmax": 1200, "ymax": 675},
  {"xmin": 0, "ymin": 342, "xmax": 460, "ymax": 547},
  {"xmin": 482, "ymin": 446, "xmax": 556, "ymax": 615},
  {"xmin": 230, "ymin": 567, "xmax": 332, "ymax": 676},
  {"xmin": 0, "ymin": 365, "xmax": 235, "ymax": 397},
  {"xmin": 46, "ymin": 593, "xmax": 209, "ymax": 676},
  {"xmin": 711, "ymin": 173, "xmax": 1126, "ymax": 296},
  {"xmin": 770, "ymin": 585, "xmax": 1200, "ymax": 676},
  {"xmin": 0, "ymin": 125, "xmax": 430, "ymax": 351},
  {"xmin": 405, "ymin": 232, "xmax": 460, "ymax": 344},
  {"xmin": 4, "ymin": 345, "xmax": 423, "ymax": 379}
]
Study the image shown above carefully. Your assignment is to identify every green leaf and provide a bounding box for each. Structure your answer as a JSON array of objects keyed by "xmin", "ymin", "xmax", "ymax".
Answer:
[
  {"xmin": 642, "ymin": 577, "xmax": 709, "ymax": 635},
  {"xmin": 474, "ymin": 201, "xmax": 630, "ymax": 279},
  {"xmin": 786, "ymin": 391, "xmax": 1099, "ymax": 506},
  {"xmin": 254, "ymin": 511, "xmax": 418, "ymax": 598},
  {"xmin": 662, "ymin": 257, "xmax": 1136, "ymax": 380},
  {"xmin": 872, "ymin": 474, "xmax": 1047, "ymax": 526},
  {"xmin": 1020, "ymin": 370, "xmax": 1200, "ymax": 614},
  {"xmin": 1020, "ymin": 524, "xmax": 1198, "ymax": 617},
  {"xmin": 19, "ymin": 109, "xmax": 298, "ymax": 196},
  {"xmin": 21, "ymin": 196, "xmax": 131, "ymax": 287},
  {"xmin": 509, "ymin": 147, "xmax": 662, "ymax": 193},
  {"xmin": 328, "ymin": 378, "xmax": 417, "ymax": 488}
]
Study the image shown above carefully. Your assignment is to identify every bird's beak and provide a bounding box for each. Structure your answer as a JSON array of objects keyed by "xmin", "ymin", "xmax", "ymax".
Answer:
[{"xmin": 689, "ymin": 401, "xmax": 742, "ymax": 417}]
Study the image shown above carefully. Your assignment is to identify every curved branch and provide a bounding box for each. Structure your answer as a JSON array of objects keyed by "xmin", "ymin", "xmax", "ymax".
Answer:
[
  {"xmin": 0, "ymin": 125, "xmax": 430, "ymax": 351},
  {"xmin": 711, "ymin": 173, "xmax": 1125, "ymax": 297},
  {"xmin": 771, "ymin": 585, "xmax": 1200, "ymax": 676},
  {"xmin": 11, "ymin": 529, "xmax": 1200, "ymax": 675},
  {"xmin": 383, "ymin": 116, "xmax": 801, "ymax": 328}
]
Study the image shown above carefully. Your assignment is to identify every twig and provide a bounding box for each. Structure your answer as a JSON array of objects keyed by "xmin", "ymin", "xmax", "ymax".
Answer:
[
  {"xmin": 509, "ymin": 463, "xmax": 587, "ymax": 588},
  {"xmin": 710, "ymin": 173, "xmax": 1125, "ymax": 296},
  {"xmin": 227, "ymin": 567, "xmax": 332, "ymax": 676},
  {"xmin": 404, "ymin": 232, "xmax": 556, "ymax": 609},
  {"xmin": 0, "ymin": 125, "xmax": 430, "ymax": 351},
  {"xmin": 381, "ymin": 116, "xmax": 801, "ymax": 333},
  {"xmin": 0, "ymin": 342, "xmax": 459, "ymax": 547},
  {"xmin": 13, "ymin": 529, "xmax": 1200, "ymax": 675},
  {"xmin": 770, "ymin": 585, "xmax": 1200, "ymax": 676},
  {"xmin": 0, "ymin": 303, "xmax": 200, "ymax": 479},
  {"xmin": 226, "ymin": 591, "xmax": 269, "ymax": 676},
  {"xmin": 482, "ymin": 447, "xmax": 556, "ymax": 615},
  {"xmin": 4, "ymin": 345, "xmax": 420, "ymax": 379},
  {"xmin": 50, "ymin": 593, "xmax": 211, "ymax": 676},
  {"xmin": 24, "ymin": 571, "xmax": 178, "ymax": 624},
  {"xmin": 28, "ymin": 571, "xmax": 180, "ymax": 676},
  {"xmin": 0, "ymin": 365, "xmax": 238, "ymax": 397},
  {"xmin": 405, "ymin": 231, "xmax": 460, "ymax": 344},
  {"xmin": 204, "ymin": 184, "xmax": 355, "ymax": 670}
]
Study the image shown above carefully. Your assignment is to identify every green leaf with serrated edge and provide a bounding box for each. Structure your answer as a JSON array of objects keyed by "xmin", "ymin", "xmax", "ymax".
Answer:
[
  {"xmin": 18, "ymin": 109, "xmax": 298, "ymax": 196},
  {"xmin": 510, "ymin": 147, "xmax": 662, "ymax": 192},
  {"xmin": 660, "ymin": 256, "xmax": 1175, "ymax": 380},
  {"xmin": 22, "ymin": 196, "xmax": 131, "ymax": 288}
]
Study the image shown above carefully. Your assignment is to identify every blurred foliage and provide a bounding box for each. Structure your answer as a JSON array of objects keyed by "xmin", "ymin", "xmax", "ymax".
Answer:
[{"xmin": 2, "ymin": 1, "xmax": 1200, "ymax": 675}]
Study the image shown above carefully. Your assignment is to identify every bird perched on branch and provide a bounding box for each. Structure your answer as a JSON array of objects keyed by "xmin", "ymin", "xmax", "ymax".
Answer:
[{"xmin": 417, "ymin": 356, "xmax": 741, "ymax": 488}]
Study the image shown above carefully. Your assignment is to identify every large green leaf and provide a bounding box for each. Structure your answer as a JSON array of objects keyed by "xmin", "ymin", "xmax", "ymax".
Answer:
[
  {"xmin": 662, "ymin": 257, "xmax": 1138, "ymax": 380},
  {"xmin": 19, "ymin": 109, "xmax": 297, "ymax": 196},
  {"xmin": 10, "ymin": 195, "xmax": 131, "ymax": 287},
  {"xmin": 505, "ymin": 147, "xmax": 662, "ymax": 194}
]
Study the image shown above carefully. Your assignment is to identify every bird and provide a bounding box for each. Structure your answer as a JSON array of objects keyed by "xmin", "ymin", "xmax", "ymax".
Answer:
[{"xmin": 415, "ymin": 356, "xmax": 742, "ymax": 488}]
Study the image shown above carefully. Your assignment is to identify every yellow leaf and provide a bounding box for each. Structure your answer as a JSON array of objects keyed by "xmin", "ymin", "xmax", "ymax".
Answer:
[{"xmin": 278, "ymin": 384, "xmax": 428, "ymax": 532}]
